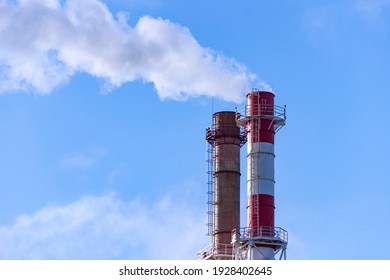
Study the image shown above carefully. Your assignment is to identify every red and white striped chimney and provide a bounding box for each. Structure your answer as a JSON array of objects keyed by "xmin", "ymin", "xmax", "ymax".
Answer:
[{"xmin": 242, "ymin": 90, "xmax": 286, "ymax": 260}]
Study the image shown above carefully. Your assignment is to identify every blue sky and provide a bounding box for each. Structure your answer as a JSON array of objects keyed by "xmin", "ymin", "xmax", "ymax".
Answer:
[{"xmin": 0, "ymin": 0, "xmax": 389, "ymax": 259}]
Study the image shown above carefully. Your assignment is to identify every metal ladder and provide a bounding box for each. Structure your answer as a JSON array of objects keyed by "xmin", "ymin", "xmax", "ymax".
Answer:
[{"xmin": 206, "ymin": 141, "xmax": 215, "ymax": 236}]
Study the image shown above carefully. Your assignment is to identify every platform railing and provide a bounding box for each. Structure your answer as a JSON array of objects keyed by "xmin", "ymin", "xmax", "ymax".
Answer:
[
  {"xmin": 236, "ymin": 104, "xmax": 286, "ymax": 129},
  {"xmin": 196, "ymin": 243, "xmax": 234, "ymax": 260},
  {"xmin": 232, "ymin": 226, "xmax": 288, "ymax": 244}
]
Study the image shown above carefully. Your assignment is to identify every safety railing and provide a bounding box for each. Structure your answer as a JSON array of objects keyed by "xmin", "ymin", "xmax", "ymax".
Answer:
[
  {"xmin": 196, "ymin": 243, "xmax": 234, "ymax": 260},
  {"xmin": 236, "ymin": 104, "xmax": 286, "ymax": 127},
  {"xmin": 232, "ymin": 226, "xmax": 288, "ymax": 244}
]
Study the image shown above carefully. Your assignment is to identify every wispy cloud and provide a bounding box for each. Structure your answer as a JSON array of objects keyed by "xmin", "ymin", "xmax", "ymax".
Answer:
[
  {"xmin": 0, "ymin": 191, "xmax": 207, "ymax": 259},
  {"xmin": 0, "ymin": 0, "xmax": 256, "ymax": 102},
  {"xmin": 303, "ymin": 0, "xmax": 390, "ymax": 37},
  {"xmin": 59, "ymin": 148, "xmax": 106, "ymax": 170},
  {"xmin": 302, "ymin": 4, "xmax": 343, "ymax": 38},
  {"xmin": 355, "ymin": 0, "xmax": 390, "ymax": 19}
]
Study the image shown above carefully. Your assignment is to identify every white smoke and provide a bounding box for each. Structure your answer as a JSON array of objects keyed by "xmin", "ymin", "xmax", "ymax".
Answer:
[{"xmin": 0, "ymin": 0, "xmax": 257, "ymax": 102}]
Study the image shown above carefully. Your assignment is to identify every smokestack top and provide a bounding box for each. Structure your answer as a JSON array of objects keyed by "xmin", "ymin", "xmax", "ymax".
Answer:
[{"xmin": 246, "ymin": 90, "xmax": 275, "ymax": 98}]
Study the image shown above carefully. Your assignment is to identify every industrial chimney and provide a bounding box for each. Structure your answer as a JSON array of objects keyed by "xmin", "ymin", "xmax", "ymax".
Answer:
[
  {"xmin": 234, "ymin": 90, "xmax": 287, "ymax": 260},
  {"xmin": 198, "ymin": 111, "xmax": 246, "ymax": 260},
  {"xmin": 197, "ymin": 90, "xmax": 287, "ymax": 260}
]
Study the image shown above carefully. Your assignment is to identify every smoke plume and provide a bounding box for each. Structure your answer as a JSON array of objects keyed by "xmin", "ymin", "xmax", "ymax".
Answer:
[{"xmin": 0, "ymin": 0, "xmax": 256, "ymax": 102}]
